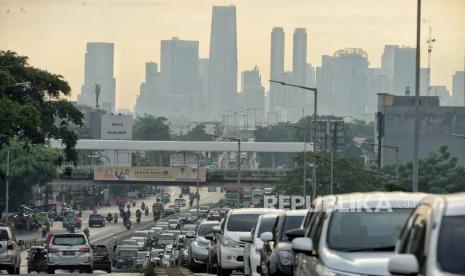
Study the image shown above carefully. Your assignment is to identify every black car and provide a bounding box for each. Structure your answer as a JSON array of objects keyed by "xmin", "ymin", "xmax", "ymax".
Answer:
[
  {"xmin": 89, "ymin": 214, "xmax": 106, "ymax": 227},
  {"xmin": 181, "ymin": 185, "xmax": 190, "ymax": 194},
  {"xmin": 91, "ymin": 245, "xmax": 112, "ymax": 273},
  {"xmin": 259, "ymin": 210, "xmax": 306, "ymax": 276},
  {"xmin": 115, "ymin": 247, "xmax": 138, "ymax": 269}
]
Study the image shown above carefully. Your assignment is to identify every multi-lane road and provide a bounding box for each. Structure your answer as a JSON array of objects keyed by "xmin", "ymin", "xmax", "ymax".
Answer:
[{"xmin": 4, "ymin": 185, "xmax": 224, "ymax": 275}]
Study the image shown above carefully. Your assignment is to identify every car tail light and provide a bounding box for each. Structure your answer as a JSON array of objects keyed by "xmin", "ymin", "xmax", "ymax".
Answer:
[
  {"xmin": 7, "ymin": 241, "xmax": 14, "ymax": 250},
  {"xmin": 79, "ymin": 247, "xmax": 90, "ymax": 253},
  {"xmin": 48, "ymin": 247, "xmax": 59, "ymax": 253}
]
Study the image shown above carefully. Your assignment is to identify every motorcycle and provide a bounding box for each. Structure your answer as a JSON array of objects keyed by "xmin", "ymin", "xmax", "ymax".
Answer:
[
  {"xmin": 124, "ymin": 220, "xmax": 131, "ymax": 230},
  {"xmin": 41, "ymin": 225, "xmax": 48, "ymax": 238},
  {"xmin": 106, "ymin": 213, "xmax": 113, "ymax": 222},
  {"xmin": 136, "ymin": 215, "xmax": 141, "ymax": 224},
  {"xmin": 68, "ymin": 224, "xmax": 75, "ymax": 233},
  {"xmin": 114, "ymin": 213, "xmax": 118, "ymax": 224},
  {"xmin": 145, "ymin": 208, "xmax": 149, "ymax": 216}
]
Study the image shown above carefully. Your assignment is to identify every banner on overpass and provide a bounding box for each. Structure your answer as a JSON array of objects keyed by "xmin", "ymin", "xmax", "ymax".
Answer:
[{"xmin": 94, "ymin": 166, "xmax": 206, "ymax": 182}]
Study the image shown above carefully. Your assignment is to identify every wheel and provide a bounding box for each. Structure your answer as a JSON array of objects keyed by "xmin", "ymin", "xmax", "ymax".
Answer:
[
  {"xmin": 47, "ymin": 268, "xmax": 55, "ymax": 274},
  {"xmin": 260, "ymin": 260, "xmax": 269, "ymax": 276},
  {"xmin": 217, "ymin": 266, "xmax": 231, "ymax": 276}
]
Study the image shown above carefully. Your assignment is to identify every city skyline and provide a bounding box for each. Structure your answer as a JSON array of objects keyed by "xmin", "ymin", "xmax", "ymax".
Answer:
[{"xmin": 1, "ymin": 0, "xmax": 464, "ymax": 111}]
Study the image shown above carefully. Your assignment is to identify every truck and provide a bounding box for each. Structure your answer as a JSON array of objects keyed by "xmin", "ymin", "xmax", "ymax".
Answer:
[{"xmin": 223, "ymin": 185, "xmax": 244, "ymax": 208}]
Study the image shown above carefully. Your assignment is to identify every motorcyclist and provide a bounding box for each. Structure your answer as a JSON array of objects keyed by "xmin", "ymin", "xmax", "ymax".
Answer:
[
  {"xmin": 76, "ymin": 216, "xmax": 82, "ymax": 229},
  {"xmin": 83, "ymin": 227, "xmax": 90, "ymax": 239},
  {"xmin": 141, "ymin": 202, "xmax": 145, "ymax": 210},
  {"xmin": 144, "ymin": 207, "xmax": 149, "ymax": 216},
  {"xmin": 107, "ymin": 212, "xmax": 113, "ymax": 222},
  {"xmin": 92, "ymin": 207, "xmax": 97, "ymax": 215},
  {"xmin": 114, "ymin": 213, "xmax": 118, "ymax": 223},
  {"xmin": 136, "ymin": 209, "xmax": 142, "ymax": 224},
  {"xmin": 124, "ymin": 219, "xmax": 132, "ymax": 230},
  {"xmin": 41, "ymin": 222, "xmax": 49, "ymax": 238}
]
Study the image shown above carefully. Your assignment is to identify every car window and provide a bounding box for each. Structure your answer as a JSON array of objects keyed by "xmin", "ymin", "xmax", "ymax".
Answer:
[
  {"xmin": 92, "ymin": 246, "xmax": 108, "ymax": 255},
  {"xmin": 281, "ymin": 215, "xmax": 305, "ymax": 241},
  {"xmin": 197, "ymin": 223, "xmax": 219, "ymax": 236},
  {"xmin": 437, "ymin": 215, "xmax": 465, "ymax": 274},
  {"xmin": 226, "ymin": 213, "xmax": 261, "ymax": 232},
  {"xmin": 258, "ymin": 216, "xmax": 278, "ymax": 236},
  {"xmin": 403, "ymin": 214, "xmax": 427, "ymax": 270},
  {"xmin": 119, "ymin": 250, "xmax": 137, "ymax": 257},
  {"xmin": 0, "ymin": 229, "xmax": 9, "ymax": 240},
  {"xmin": 53, "ymin": 235, "xmax": 86, "ymax": 246}
]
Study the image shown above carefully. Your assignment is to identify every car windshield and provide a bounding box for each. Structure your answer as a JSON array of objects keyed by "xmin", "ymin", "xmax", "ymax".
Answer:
[
  {"xmin": 182, "ymin": 224, "xmax": 196, "ymax": 231},
  {"xmin": 137, "ymin": 252, "xmax": 147, "ymax": 260},
  {"xmin": 257, "ymin": 216, "xmax": 278, "ymax": 236},
  {"xmin": 281, "ymin": 215, "xmax": 305, "ymax": 241},
  {"xmin": 227, "ymin": 213, "xmax": 261, "ymax": 232},
  {"xmin": 159, "ymin": 234, "xmax": 175, "ymax": 240},
  {"xmin": 119, "ymin": 250, "xmax": 137, "ymax": 258},
  {"xmin": 198, "ymin": 223, "xmax": 219, "ymax": 236},
  {"xmin": 327, "ymin": 208, "xmax": 412, "ymax": 251},
  {"xmin": 437, "ymin": 215, "xmax": 465, "ymax": 274},
  {"xmin": 52, "ymin": 235, "xmax": 86, "ymax": 246}
]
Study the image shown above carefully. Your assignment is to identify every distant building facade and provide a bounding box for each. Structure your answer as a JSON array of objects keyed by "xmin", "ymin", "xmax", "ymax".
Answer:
[
  {"xmin": 377, "ymin": 93, "xmax": 465, "ymax": 166},
  {"xmin": 77, "ymin": 42, "xmax": 116, "ymax": 113},
  {"xmin": 240, "ymin": 66, "xmax": 265, "ymax": 126},
  {"xmin": 452, "ymin": 71, "xmax": 465, "ymax": 106}
]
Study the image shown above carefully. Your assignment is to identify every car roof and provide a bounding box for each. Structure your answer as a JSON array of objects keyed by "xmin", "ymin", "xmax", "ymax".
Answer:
[
  {"xmin": 118, "ymin": 246, "xmax": 138, "ymax": 251},
  {"xmin": 422, "ymin": 193, "xmax": 465, "ymax": 216},
  {"xmin": 318, "ymin": 192, "xmax": 428, "ymax": 210},
  {"xmin": 285, "ymin": 209, "xmax": 308, "ymax": 216},
  {"xmin": 199, "ymin": 220, "xmax": 219, "ymax": 225},
  {"xmin": 229, "ymin": 208, "xmax": 277, "ymax": 215}
]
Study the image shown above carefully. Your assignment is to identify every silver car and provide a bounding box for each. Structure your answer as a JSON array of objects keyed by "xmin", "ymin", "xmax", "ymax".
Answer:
[
  {"xmin": 47, "ymin": 233, "xmax": 93, "ymax": 274},
  {"xmin": 188, "ymin": 220, "xmax": 219, "ymax": 272},
  {"xmin": 0, "ymin": 226, "xmax": 23, "ymax": 274}
]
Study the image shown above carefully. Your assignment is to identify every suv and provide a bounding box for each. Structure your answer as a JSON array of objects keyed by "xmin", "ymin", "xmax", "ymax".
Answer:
[
  {"xmin": 89, "ymin": 214, "xmax": 106, "ymax": 227},
  {"xmin": 389, "ymin": 193, "xmax": 465, "ymax": 276},
  {"xmin": 115, "ymin": 246, "xmax": 138, "ymax": 269},
  {"xmin": 259, "ymin": 210, "xmax": 306, "ymax": 276},
  {"xmin": 0, "ymin": 226, "xmax": 23, "ymax": 274},
  {"xmin": 47, "ymin": 233, "xmax": 93, "ymax": 274},
  {"xmin": 188, "ymin": 220, "xmax": 219, "ymax": 272},
  {"xmin": 91, "ymin": 244, "xmax": 112, "ymax": 273},
  {"xmin": 292, "ymin": 192, "xmax": 426, "ymax": 276},
  {"xmin": 215, "ymin": 208, "xmax": 276, "ymax": 276}
]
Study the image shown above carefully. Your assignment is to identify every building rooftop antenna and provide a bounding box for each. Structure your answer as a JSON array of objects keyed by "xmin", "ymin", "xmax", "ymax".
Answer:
[
  {"xmin": 95, "ymin": 83, "xmax": 101, "ymax": 110},
  {"xmin": 426, "ymin": 21, "xmax": 436, "ymax": 96}
]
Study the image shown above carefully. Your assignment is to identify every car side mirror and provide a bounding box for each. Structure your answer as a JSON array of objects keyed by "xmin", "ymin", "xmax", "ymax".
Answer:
[
  {"xmin": 388, "ymin": 254, "xmax": 419, "ymax": 275},
  {"xmin": 205, "ymin": 234, "xmax": 214, "ymax": 241},
  {"xmin": 18, "ymin": 240, "xmax": 24, "ymax": 246},
  {"xmin": 239, "ymin": 234, "xmax": 253, "ymax": 243},
  {"xmin": 260, "ymin": 232, "xmax": 273, "ymax": 242},
  {"xmin": 212, "ymin": 226, "xmax": 221, "ymax": 233},
  {"xmin": 285, "ymin": 228, "xmax": 305, "ymax": 241},
  {"xmin": 291, "ymin": 237, "xmax": 313, "ymax": 254}
]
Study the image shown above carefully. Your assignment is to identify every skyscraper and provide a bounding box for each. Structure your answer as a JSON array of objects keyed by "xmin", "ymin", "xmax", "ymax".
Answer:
[
  {"xmin": 269, "ymin": 27, "xmax": 285, "ymax": 112},
  {"xmin": 240, "ymin": 66, "xmax": 265, "ymax": 115},
  {"xmin": 207, "ymin": 5, "xmax": 238, "ymax": 120},
  {"xmin": 134, "ymin": 62, "xmax": 162, "ymax": 117},
  {"xmin": 293, "ymin": 28, "xmax": 307, "ymax": 84},
  {"xmin": 452, "ymin": 71, "xmax": 465, "ymax": 106},
  {"xmin": 77, "ymin": 42, "xmax": 116, "ymax": 113}
]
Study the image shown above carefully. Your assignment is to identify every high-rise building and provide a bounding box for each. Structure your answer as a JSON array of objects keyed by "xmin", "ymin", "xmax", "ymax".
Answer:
[
  {"xmin": 198, "ymin": 58, "xmax": 209, "ymax": 120},
  {"xmin": 134, "ymin": 62, "xmax": 162, "ymax": 117},
  {"xmin": 430, "ymin": 85, "xmax": 451, "ymax": 106},
  {"xmin": 207, "ymin": 5, "xmax": 238, "ymax": 120},
  {"xmin": 240, "ymin": 66, "xmax": 265, "ymax": 116},
  {"xmin": 331, "ymin": 48, "xmax": 369, "ymax": 119},
  {"xmin": 293, "ymin": 28, "xmax": 307, "ymax": 84},
  {"xmin": 77, "ymin": 42, "xmax": 116, "ymax": 113},
  {"xmin": 160, "ymin": 37, "xmax": 200, "ymax": 96},
  {"xmin": 452, "ymin": 71, "xmax": 465, "ymax": 106},
  {"xmin": 269, "ymin": 27, "xmax": 285, "ymax": 112}
]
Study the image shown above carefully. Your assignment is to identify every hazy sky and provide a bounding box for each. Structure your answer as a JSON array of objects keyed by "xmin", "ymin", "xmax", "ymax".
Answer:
[{"xmin": 1, "ymin": 0, "xmax": 464, "ymax": 111}]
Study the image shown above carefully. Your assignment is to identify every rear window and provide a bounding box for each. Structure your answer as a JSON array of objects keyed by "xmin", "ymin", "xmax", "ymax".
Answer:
[
  {"xmin": 52, "ymin": 235, "xmax": 86, "ymax": 246},
  {"xmin": 437, "ymin": 215, "xmax": 465, "ymax": 274},
  {"xmin": 90, "ymin": 215, "xmax": 102, "ymax": 219},
  {"xmin": 182, "ymin": 224, "xmax": 196, "ymax": 231},
  {"xmin": 227, "ymin": 213, "xmax": 261, "ymax": 232},
  {"xmin": 92, "ymin": 246, "xmax": 108, "ymax": 254},
  {"xmin": 0, "ymin": 229, "xmax": 9, "ymax": 240},
  {"xmin": 119, "ymin": 250, "xmax": 137, "ymax": 258}
]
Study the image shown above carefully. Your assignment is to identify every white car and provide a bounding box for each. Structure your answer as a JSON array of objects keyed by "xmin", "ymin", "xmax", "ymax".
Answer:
[
  {"xmin": 0, "ymin": 226, "xmax": 23, "ymax": 274},
  {"xmin": 47, "ymin": 233, "xmax": 94, "ymax": 274},
  {"xmin": 389, "ymin": 192, "xmax": 465, "ymax": 276},
  {"xmin": 215, "ymin": 208, "xmax": 276, "ymax": 276},
  {"xmin": 292, "ymin": 192, "xmax": 427, "ymax": 276},
  {"xmin": 241, "ymin": 212, "xmax": 281, "ymax": 276}
]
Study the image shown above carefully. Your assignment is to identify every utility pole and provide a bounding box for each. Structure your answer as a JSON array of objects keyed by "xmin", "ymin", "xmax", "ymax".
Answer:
[
  {"xmin": 426, "ymin": 21, "xmax": 436, "ymax": 96},
  {"xmin": 412, "ymin": 0, "xmax": 422, "ymax": 192},
  {"xmin": 5, "ymin": 149, "xmax": 10, "ymax": 217}
]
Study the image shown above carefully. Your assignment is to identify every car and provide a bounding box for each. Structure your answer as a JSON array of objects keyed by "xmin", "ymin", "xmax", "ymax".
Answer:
[
  {"xmin": 155, "ymin": 233, "xmax": 176, "ymax": 248},
  {"xmin": 89, "ymin": 214, "xmax": 106, "ymax": 227},
  {"xmin": 168, "ymin": 219, "xmax": 180, "ymax": 230},
  {"xmin": 135, "ymin": 251, "xmax": 149, "ymax": 269},
  {"xmin": 215, "ymin": 208, "xmax": 277, "ymax": 276},
  {"xmin": 168, "ymin": 204, "xmax": 180, "ymax": 213},
  {"xmin": 115, "ymin": 246, "xmax": 138, "ymax": 269},
  {"xmin": 199, "ymin": 205, "xmax": 210, "ymax": 217},
  {"xmin": 164, "ymin": 207, "xmax": 176, "ymax": 216},
  {"xmin": 188, "ymin": 220, "xmax": 220, "ymax": 272},
  {"xmin": 207, "ymin": 210, "xmax": 221, "ymax": 221},
  {"xmin": 181, "ymin": 186, "xmax": 190, "ymax": 194},
  {"xmin": 131, "ymin": 231, "xmax": 151, "ymax": 246},
  {"xmin": 388, "ymin": 192, "xmax": 465, "ymax": 276},
  {"xmin": 219, "ymin": 208, "xmax": 231, "ymax": 219},
  {"xmin": 129, "ymin": 237, "xmax": 147, "ymax": 251},
  {"xmin": 91, "ymin": 244, "xmax": 112, "ymax": 273},
  {"xmin": 47, "ymin": 233, "xmax": 93, "ymax": 274},
  {"xmin": 156, "ymin": 221, "xmax": 169, "ymax": 230},
  {"xmin": 179, "ymin": 212, "xmax": 192, "ymax": 223},
  {"xmin": 0, "ymin": 226, "xmax": 23, "ymax": 274},
  {"xmin": 208, "ymin": 186, "xmax": 217, "ymax": 192},
  {"xmin": 120, "ymin": 239, "xmax": 138, "ymax": 247},
  {"xmin": 259, "ymin": 210, "xmax": 306, "ymax": 276},
  {"xmin": 181, "ymin": 224, "xmax": 197, "ymax": 237},
  {"xmin": 149, "ymin": 249, "xmax": 164, "ymax": 267},
  {"xmin": 292, "ymin": 192, "xmax": 427, "ymax": 276},
  {"xmin": 175, "ymin": 198, "xmax": 186, "ymax": 207},
  {"xmin": 188, "ymin": 209, "xmax": 200, "ymax": 222},
  {"xmin": 241, "ymin": 213, "xmax": 281, "ymax": 276}
]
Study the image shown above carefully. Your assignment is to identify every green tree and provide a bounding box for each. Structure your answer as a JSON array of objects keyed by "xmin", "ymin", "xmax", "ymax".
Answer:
[
  {"xmin": 0, "ymin": 141, "xmax": 63, "ymax": 210},
  {"xmin": 173, "ymin": 124, "xmax": 213, "ymax": 141},
  {"xmin": 133, "ymin": 116, "xmax": 170, "ymax": 141},
  {"xmin": 0, "ymin": 51, "xmax": 83, "ymax": 162}
]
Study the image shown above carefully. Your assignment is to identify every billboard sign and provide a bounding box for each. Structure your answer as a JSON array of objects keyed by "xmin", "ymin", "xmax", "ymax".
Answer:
[
  {"xmin": 100, "ymin": 114, "xmax": 133, "ymax": 140},
  {"xmin": 94, "ymin": 166, "xmax": 206, "ymax": 182}
]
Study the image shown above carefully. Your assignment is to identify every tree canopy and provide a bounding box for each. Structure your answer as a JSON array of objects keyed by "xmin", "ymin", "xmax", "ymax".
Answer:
[
  {"xmin": 0, "ymin": 50, "xmax": 83, "ymax": 162},
  {"xmin": 173, "ymin": 124, "xmax": 213, "ymax": 141},
  {"xmin": 133, "ymin": 115, "xmax": 170, "ymax": 141}
]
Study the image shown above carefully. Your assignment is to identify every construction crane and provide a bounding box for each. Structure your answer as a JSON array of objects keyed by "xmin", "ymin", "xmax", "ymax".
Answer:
[{"xmin": 426, "ymin": 22, "xmax": 436, "ymax": 96}]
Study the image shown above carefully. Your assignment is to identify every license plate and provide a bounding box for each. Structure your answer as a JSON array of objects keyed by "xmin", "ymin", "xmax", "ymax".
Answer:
[{"xmin": 63, "ymin": 251, "xmax": 75, "ymax": 256}]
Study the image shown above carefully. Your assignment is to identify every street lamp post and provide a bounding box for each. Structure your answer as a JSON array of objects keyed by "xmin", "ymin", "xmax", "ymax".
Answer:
[
  {"xmin": 206, "ymin": 134, "xmax": 241, "ymax": 187},
  {"xmin": 270, "ymin": 80, "xmax": 318, "ymax": 200},
  {"xmin": 285, "ymin": 124, "xmax": 307, "ymax": 196}
]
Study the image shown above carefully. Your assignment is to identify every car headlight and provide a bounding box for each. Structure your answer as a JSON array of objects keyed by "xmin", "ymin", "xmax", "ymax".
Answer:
[
  {"xmin": 222, "ymin": 237, "xmax": 240, "ymax": 248},
  {"xmin": 278, "ymin": 250, "xmax": 292, "ymax": 266},
  {"xmin": 323, "ymin": 267, "xmax": 361, "ymax": 276}
]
